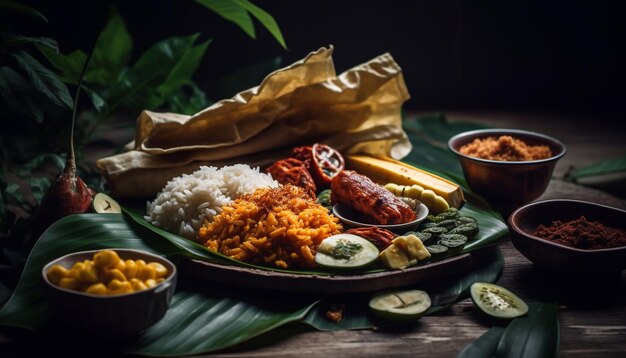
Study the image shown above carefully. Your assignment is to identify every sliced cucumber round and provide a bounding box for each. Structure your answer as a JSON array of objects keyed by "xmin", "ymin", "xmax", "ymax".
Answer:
[
  {"xmin": 315, "ymin": 234, "xmax": 379, "ymax": 269},
  {"xmin": 470, "ymin": 282, "xmax": 528, "ymax": 319},
  {"xmin": 369, "ymin": 289, "xmax": 431, "ymax": 322},
  {"xmin": 92, "ymin": 192, "xmax": 121, "ymax": 214}
]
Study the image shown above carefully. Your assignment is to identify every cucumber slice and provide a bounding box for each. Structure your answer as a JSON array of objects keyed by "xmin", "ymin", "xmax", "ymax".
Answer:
[
  {"xmin": 92, "ymin": 193, "xmax": 121, "ymax": 214},
  {"xmin": 470, "ymin": 282, "xmax": 528, "ymax": 319},
  {"xmin": 315, "ymin": 234, "xmax": 379, "ymax": 269},
  {"xmin": 369, "ymin": 289, "xmax": 431, "ymax": 322}
]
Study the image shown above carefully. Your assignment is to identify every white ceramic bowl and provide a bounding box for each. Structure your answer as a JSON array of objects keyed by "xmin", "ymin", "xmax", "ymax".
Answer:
[{"xmin": 332, "ymin": 202, "xmax": 429, "ymax": 233}]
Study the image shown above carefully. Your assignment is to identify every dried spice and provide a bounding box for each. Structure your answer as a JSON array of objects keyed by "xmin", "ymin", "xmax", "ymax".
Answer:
[
  {"xmin": 325, "ymin": 303, "xmax": 346, "ymax": 323},
  {"xmin": 460, "ymin": 135, "xmax": 552, "ymax": 161},
  {"xmin": 533, "ymin": 216, "xmax": 626, "ymax": 249}
]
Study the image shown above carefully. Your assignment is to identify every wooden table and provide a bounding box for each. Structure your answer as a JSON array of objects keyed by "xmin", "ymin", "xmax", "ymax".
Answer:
[
  {"xmin": 203, "ymin": 112, "xmax": 626, "ymax": 357},
  {"xmin": 1, "ymin": 111, "xmax": 625, "ymax": 357}
]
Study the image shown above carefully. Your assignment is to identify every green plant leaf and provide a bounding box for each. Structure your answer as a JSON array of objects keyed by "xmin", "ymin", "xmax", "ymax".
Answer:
[
  {"xmin": 1, "ymin": 36, "xmax": 58, "ymax": 51},
  {"xmin": 217, "ymin": 56, "xmax": 283, "ymax": 98},
  {"xmin": 11, "ymin": 50, "xmax": 73, "ymax": 109},
  {"xmin": 0, "ymin": 66, "xmax": 44, "ymax": 122},
  {"xmin": 495, "ymin": 302, "xmax": 560, "ymax": 358},
  {"xmin": 14, "ymin": 153, "xmax": 65, "ymax": 176},
  {"xmin": 194, "ymin": 0, "xmax": 286, "ymax": 48},
  {"xmin": 87, "ymin": 13, "xmax": 133, "ymax": 86},
  {"xmin": 0, "ymin": 1, "xmax": 48, "ymax": 22},
  {"xmin": 232, "ymin": 0, "xmax": 287, "ymax": 48},
  {"xmin": 25, "ymin": 177, "xmax": 51, "ymax": 205},
  {"xmin": 194, "ymin": 0, "xmax": 256, "ymax": 38},
  {"xmin": 166, "ymin": 82, "xmax": 212, "ymax": 115},
  {"xmin": 565, "ymin": 156, "xmax": 626, "ymax": 181},
  {"xmin": 36, "ymin": 46, "xmax": 86, "ymax": 84},
  {"xmin": 155, "ymin": 39, "xmax": 211, "ymax": 101},
  {"xmin": 81, "ymin": 85, "xmax": 106, "ymax": 112},
  {"xmin": 0, "ymin": 213, "xmax": 317, "ymax": 356},
  {"xmin": 124, "ymin": 288, "xmax": 316, "ymax": 356},
  {"xmin": 0, "ymin": 280, "xmax": 11, "ymax": 306},
  {"xmin": 0, "ymin": 214, "xmax": 180, "ymax": 330},
  {"xmin": 456, "ymin": 326, "xmax": 506, "ymax": 358},
  {"xmin": 104, "ymin": 34, "xmax": 207, "ymax": 114}
]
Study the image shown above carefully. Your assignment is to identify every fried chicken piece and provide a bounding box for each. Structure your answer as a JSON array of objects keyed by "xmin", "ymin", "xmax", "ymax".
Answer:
[
  {"xmin": 345, "ymin": 227, "xmax": 397, "ymax": 250},
  {"xmin": 331, "ymin": 170, "xmax": 416, "ymax": 225}
]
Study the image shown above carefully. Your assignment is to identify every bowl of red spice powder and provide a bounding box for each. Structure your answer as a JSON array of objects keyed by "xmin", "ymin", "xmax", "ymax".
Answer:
[
  {"xmin": 448, "ymin": 129, "xmax": 566, "ymax": 213},
  {"xmin": 508, "ymin": 199, "xmax": 626, "ymax": 274}
]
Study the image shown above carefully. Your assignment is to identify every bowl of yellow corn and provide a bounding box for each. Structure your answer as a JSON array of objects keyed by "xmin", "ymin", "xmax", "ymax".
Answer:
[{"xmin": 41, "ymin": 248, "xmax": 177, "ymax": 337}]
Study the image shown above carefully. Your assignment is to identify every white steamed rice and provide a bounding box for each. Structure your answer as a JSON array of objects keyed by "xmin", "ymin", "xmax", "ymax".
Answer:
[{"xmin": 145, "ymin": 164, "xmax": 279, "ymax": 239}]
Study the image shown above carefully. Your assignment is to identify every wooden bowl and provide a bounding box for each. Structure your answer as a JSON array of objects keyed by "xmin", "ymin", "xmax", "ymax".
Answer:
[
  {"xmin": 448, "ymin": 129, "xmax": 566, "ymax": 212},
  {"xmin": 508, "ymin": 199, "xmax": 626, "ymax": 275},
  {"xmin": 41, "ymin": 249, "xmax": 177, "ymax": 337}
]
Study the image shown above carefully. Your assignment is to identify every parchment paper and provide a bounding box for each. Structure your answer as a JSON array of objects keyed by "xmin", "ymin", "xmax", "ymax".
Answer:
[{"xmin": 96, "ymin": 46, "xmax": 411, "ymax": 198}]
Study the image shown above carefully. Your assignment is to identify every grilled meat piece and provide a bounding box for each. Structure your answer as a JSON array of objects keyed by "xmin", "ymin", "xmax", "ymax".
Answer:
[
  {"xmin": 265, "ymin": 158, "xmax": 316, "ymax": 197},
  {"xmin": 331, "ymin": 170, "xmax": 416, "ymax": 225},
  {"xmin": 345, "ymin": 227, "xmax": 397, "ymax": 250}
]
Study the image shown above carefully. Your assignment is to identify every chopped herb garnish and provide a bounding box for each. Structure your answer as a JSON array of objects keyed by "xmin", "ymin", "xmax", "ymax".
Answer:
[{"xmin": 331, "ymin": 239, "xmax": 363, "ymax": 261}]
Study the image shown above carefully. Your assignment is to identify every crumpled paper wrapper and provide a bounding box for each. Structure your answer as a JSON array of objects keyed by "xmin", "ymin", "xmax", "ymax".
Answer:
[{"xmin": 97, "ymin": 46, "xmax": 411, "ymax": 198}]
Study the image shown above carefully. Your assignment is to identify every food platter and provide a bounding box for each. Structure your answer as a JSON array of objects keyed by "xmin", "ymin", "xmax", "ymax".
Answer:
[{"xmin": 180, "ymin": 244, "xmax": 497, "ymax": 293}]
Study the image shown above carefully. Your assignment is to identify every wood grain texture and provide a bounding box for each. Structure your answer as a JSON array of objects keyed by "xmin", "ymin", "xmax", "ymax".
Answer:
[
  {"xmin": 193, "ymin": 112, "xmax": 626, "ymax": 357},
  {"xmin": 2, "ymin": 111, "xmax": 625, "ymax": 357}
]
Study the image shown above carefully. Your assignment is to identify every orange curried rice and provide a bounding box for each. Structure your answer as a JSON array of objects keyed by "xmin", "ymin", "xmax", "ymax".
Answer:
[
  {"xmin": 198, "ymin": 185, "xmax": 342, "ymax": 269},
  {"xmin": 460, "ymin": 135, "xmax": 552, "ymax": 161}
]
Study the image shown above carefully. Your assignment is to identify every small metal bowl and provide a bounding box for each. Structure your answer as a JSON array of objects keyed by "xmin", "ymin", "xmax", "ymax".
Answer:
[
  {"xmin": 332, "ymin": 202, "xmax": 429, "ymax": 233},
  {"xmin": 448, "ymin": 128, "xmax": 566, "ymax": 213},
  {"xmin": 508, "ymin": 199, "xmax": 626, "ymax": 275},
  {"xmin": 41, "ymin": 248, "xmax": 177, "ymax": 337}
]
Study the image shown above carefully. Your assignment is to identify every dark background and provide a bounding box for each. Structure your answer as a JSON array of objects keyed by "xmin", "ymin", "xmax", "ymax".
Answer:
[{"xmin": 26, "ymin": 0, "xmax": 625, "ymax": 116}]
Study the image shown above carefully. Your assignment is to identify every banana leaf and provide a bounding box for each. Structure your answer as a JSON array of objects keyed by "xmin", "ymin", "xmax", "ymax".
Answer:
[
  {"xmin": 0, "ymin": 114, "xmax": 510, "ymax": 355},
  {"xmin": 0, "ymin": 213, "xmax": 503, "ymax": 356},
  {"xmin": 456, "ymin": 302, "xmax": 559, "ymax": 358}
]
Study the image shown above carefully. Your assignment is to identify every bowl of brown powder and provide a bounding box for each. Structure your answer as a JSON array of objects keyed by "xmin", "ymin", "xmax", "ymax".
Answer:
[
  {"xmin": 448, "ymin": 128, "xmax": 566, "ymax": 213},
  {"xmin": 508, "ymin": 199, "xmax": 626, "ymax": 275}
]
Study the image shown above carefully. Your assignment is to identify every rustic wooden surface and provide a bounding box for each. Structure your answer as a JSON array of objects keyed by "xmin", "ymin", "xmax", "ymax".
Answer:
[{"xmin": 1, "ymin": 111, "xmax": 625, "ymax": 357}]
